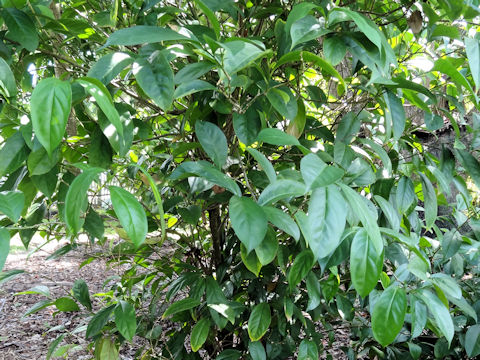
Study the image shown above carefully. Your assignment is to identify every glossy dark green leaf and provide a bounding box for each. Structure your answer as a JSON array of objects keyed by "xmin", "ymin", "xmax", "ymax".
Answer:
[
  {"xmin": 255, "ymin": 228, "xmax": 278, "ymax": 265},
  {"xmin": 31, "ymin": 78, "xmax": 72, "ymax": 156},
  {"xmin": 87, "ymin": 52, "xmax": 134, "ymax": 85},
  {"xmin": 290, "ymin": 15, "xmax": 330, "ymax": 49},
  {"xmin": 323, "ymin": 36, "xmax": 347, "ymax": 66},
  {"xmin": 114, "ymin": 300, "xmax": 136, "ymax": 341},
  {"xmin": 65, "ymin": 167, "xmax": 103, "ymax": 235},
  {"xmin": 216, "ymin": 350, "xmax": 242, "ymax": 360},
  {"xmin": 396, "ymin": 177, "xmax": 416, "ymax": 214},
  {"xmin": 383, "ymin": 90, "xmax": 405, "ymax": 140},
  {"xmin": 246, "ymin": 148, "xmax": 276, "ymax": 183},
  {"xmin": 174, "ymin": 62, "xmax": 214, "ymax": 84},
  {"xmin": 465, "ymin": 324, "xmax": 480, "ymax": 358},
  {"xmin": 221, "ymin": 40, "xmax": 267, "ymax": 75},
  {"xmin": 1, "ymin": 8, "xmax": 38, "ymax": 51},
  {"xmin": 300, "ymin": 153, "xmax": 343, "ymax": 190},
  {"xmin": 19, "ymin": 202, "xmax": 46, "ymax": 248},
  {"xmin": 162, "ymin": 297, "xmax": 200, "ymax": 318},
  {"xmin": 105, "ymin": 26, "xmax": 191, "ymax": 47},
  {"xmin": 86, "ymin": 305, "xmax": 115, "ymax": 338},
  {"xmin": 266, "ymin": 87, "xmax": 298, "ymax": 120},
  {"xmin": 0, "ymin": 227, "xmax": 10, "ymax": 271},
  {"xmin": 0, "ymin": 190, "xmax": 24, "ymax": 222},
  {"xmin": 374, "ymin": 195, "xmax": 400, "ymax": 232},
  {"xmin": 419, "ymin": 289, "xmax": 454, "ymax": 344},
  {"xmin": 193, "ymin": 0, "xmax": 221, "ymax": 39},
  {"xmin": 0, "ymin": 132, "xmax": 28, "ymax": 177},
  {"xmin": 248, "ymin": 303, "xmax": 271, "ymax": 341},
  {"xmin": 0, "ymin": 57, "xmax": 16, "ymax": 97},
  {"xmin": 410, "ymin": 296, "xmax": 427, "ymax": 339},
  {"xmin": 31, "ymin": 165, "xmax": 58, "ymax": 198},
  {"xmin": 174, "ymin": 79, "xmax": 215, "ymax": 98},
  {"xmin": 372, "ymin": 286, "xmax": 407, "ymax": 346},
  {"xmin": 287, "ymin": 250, "xmax": 314, "ymax": 289},
  {"xmin": 133, "ymin": 51, "xmax": 174, "ymax": 110},
  {"xmin": 336, "ymin": 112, "xmax": 361, "ymax": 144},
  {"xmin": 230, "ymin": 196, "xmax": 267, "ymax": 253},
  {"xmin": 249, "ymin": 341, "xmax": 266, "ymax": 360},
  {"xmin": 350, "ymin": 229, "xmax": 383, "ymax": 297},
  {"xmin": 306, "ymin": 272, "xmax": 322, "ymax": 311},
  {"xmin": 262, "ymin": 206, "xmax": 300, "ymax": 240},
  {"xmin": 55, "ymin": 297, "xmax": 80, "ymax": 312},
  {"xmin": 196, "ymin": 121, "xmax": 228, "ymax": 168},
  {"xmin": 190, "ymin": 318, "xmax": 210, "ymax": 352},
  {"xmin": 257, "ymin": 128, "xmax": 300, "ymax": 146},
  {"xmin": 27, "ymin": 145, "xmax": 60, "ymax": 176},
  {"xmin": 298, "ymin": 339, "xmax": 318, "ymax": 360},
  {"xmin": 233, "ymin": 108, "xmax": 261, "ymax": 146},
  {"xmin": 88, "ymin": 126, "xmax": 112, "ymax": 169},
  {"xmin": 109, "ymin": 186, "xmax": 147, "ymax": 248},
  {"xmin": 72, "ymin": 279, "xmax": 92, "ymax": 310},
  {"xmin": 257, "ymin": 179, "xmax": 306, "ymax": 206}
]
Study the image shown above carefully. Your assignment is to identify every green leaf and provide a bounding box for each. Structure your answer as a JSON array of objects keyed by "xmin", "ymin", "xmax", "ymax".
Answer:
[
  {"xmin": 87, "ymin": 52, "xmax": 134, "ymax": 85},
  {"xmin": 424, "ymin": 112, "xmax": 444, "ymax": 131},
  {"xmin": 419, "ymin": 289, "xmax": 454, "ymax": 345},
  {"xmin": 0, "ymin": 57, "xmax": 16, "ymax": 97},
  {"xmin": 174, "ymin": 79, "xmax": 215, "ymax": 98},
  {"xmin": 430, "ymin": 273, "xmax": 461, "ymax": 299},
  {"xmin": 0, "ymin": 227, "xmax": 10, "ymax": 271},
  {"xmin": 195, "ymin": 121, "xmax": 228, "ymax": 168},
  {"xmin": 286, "ymin": 99, "xmax": 306, "ymax": 139},
  {"xmin": 193, "ymin": 0, "xmax": 221, "ymax": 39},
  {"xmin": 246, "ymin": 148, "xmax": 276, "ymax": 183},
  {"xmin": 208, "ymin": 302, "xmax": 245, "ymax": 325},
  {"xmin": 233, "ymin": 108, "xmax": 261, "ymax": 146},
  {"xmin": 31, "ymin": 78, "xmax": 72, "ymax": 156},
  {"xmin": 389, "ymin": 77, "xmax": 437, "ymax": 104},
  {"xmin": 371, "ymin": 286, "xmax": 407, "ymax": 347},
  {"xmin": 109, "ymin": 186, "xmax": 147, "ymax": 248},
  {"xmin": 1, "ymin": 8, "xmax": 38, "ymax": 51},
  {"xmin": 22, "ymin": 299, "xmax": 53, "ymax": 317},
  {"xmin": 298, "ymin": 339, "xmax": 319, "ymax": 360},
  {"xmin": 27, "ymin": 145, "xmax": 60, "ymax": 176},
  {"xmin": 465, "ymin": 324, "xmax": 480, "ymax": 358},
  {"xmin": 383, "ymin": 90, "xmax": 405, "ymax": 140},
  {"xmin": 374, "ymin": 195, "xmax": 400, "ymax": 232},
  {"xmin": 55, "ymin": 297, "xmax": 80, "ymax": 312},
  {"xmin": 285, "ymin": 2, "xmax": 319, "ymax": 33},
  {"xmin": 266, "ymin": 87, "xmax": 298, "ymax": 120},
  {"xmin": 0, "ymin": 132, "xmax": 28, "ymax": 177},
  {"xmin": 340, "ymin": 184, "xmax": 383, "ymax": 253},
  {"xmin": 0, "ymin": 269, "xmax": 25, "ymax": 286},
  {"xmin": 65, "ymin": 167, "xmax": 103, "ymax": 235},
  {"xmin": 230, "ymin": 196, "xmax": 267, "ymax": 253},
  {"xmin": 162, "ymin": 297, "xmax": 200, "ymax": 318},
  {"xmin": 86, "ymin": 305, "xmax": 115, "ymax": 338},
  {"xmin": 47, "ymin": 335, "xmax": 65, "ymax": 360},
  {"xmin": 466, "ymin": 38, "xmax": 480, "ymax": 92},
  {"xmin": 257, "ymin": 179, "xmax": 306, "ymax": 206},
  {"xmin": 0, "ymin": 190, "xmax": 24, "ymax": 222},
  {"xmin": 72, "ymin": 279, "xmax": 92, "ymax": 310},
  {"xmin": 170, "ymin": 161, "xmax": 241, "ymax": 196},
  {"xmin": 76, "ymin": 77, "xmax": 123, "ymax": 137},
  {"xmin": 307, "ymin": 186, "xmax": 347, "ymax": 260},
  {"xmin": 249, "ymin": 341, "xmax": 266, "ymax": 360},
  {"xmin": 190, "ymin": 318, "xmax": 211, "ymax": 352},
  {"xmin": 258, "ymin": 127, "xmax": 301, "ymax": 146},
  {"xmin": 114, "ymin": 300, "xmax": 137, "ymax": 341},
  {"xmin": 350, "ymin": 229, "xmax": 383, "ymax": 297},
  {"xmin": 433, "ymin": 57, "xmax": 476, "ymax": 98},
  {"xmin": 410, "ymin": 296, "xmax": 427, "ymax": 339},
  {"xmin": 133, "ymin": 51, "xmax": 174, "ymax": 110},
  {"xmin": 454, "ymin": 148, "xmax": 480, "ymax": 190},
  {"xmin": 290, "ymin": 15, "xmax": 330, "ymax": 49},
  {"xmin": 419, "ymin": 173, "xmax": 437, "ymax": 230},
  {"xmin": 216, "ymin": 350, "xmax": 242, "ymax": 360},
  {"xmin": 323, "ymin": 36, "xmax": 347, "ymax": 66},
  {"xmin": 248, "ymin": 303, "xmax": 271, "ymax": 341},
  {"xmin": 94, "ymin": 337, "xmax": 119, "ymax": 360},
  {"xmin": 287, "ymin": 250, "xmax": 314, "ymax": 289},
  {"xmin": 300, "ymin": 153, "xmax": 343, "ymax": 190},
  {"xmin": 174, "ymin": 62, "xmax": 214, "ymax": 84},
  {"xmin": 336, "ymin": 111, "xmax": 362, "ymax": 144},
  {"xmin": 105, "ymin": 25, "xmax": 191, "ymax": 47},
  {"xmin": 396, "ymin": 176, "xmax": 416, "ymax": 214},
  {"xmin": 306, "ymin": 272, "xmax": 322, "ymax": 311},
  {"xmin": 262, "ymin": 206, "xmax": 300, "ymax": 240},
  {"xmin": 255, "ymin": 228, "xmax": 278, "ymax": 265},
  {"xmin": 241, "ymin": 244, "xmax": 262, "ymax": 276},
  {"xmin": 221, "ymin": 40, "xmax": 268, "ymax": 75}
]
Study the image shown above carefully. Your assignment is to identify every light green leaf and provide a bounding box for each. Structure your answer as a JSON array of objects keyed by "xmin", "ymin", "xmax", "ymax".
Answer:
[
  {"xmin": 419, "ymin": 289, "xmax": 454, "ymax": 345},
  {"xmin": 162, "ymin": 298, "xmax": 201, "ymax": 318},
  {"xmin": 249, "ymin": 341, "xmax": 266, "ymax": 360},
  {"xmin": 430, "ymin": 273, "xmax": 461, "ymax": 299},
  {"xmin": 350, "ymin": 229, "xmax": 383, "ymax": 297},
  {"xmin": 241, "ymin": 243, "xmax": 262, "ymax": 276},
  {"xmin": 255, "ymin": 228, "xmax": 278, "ymax": 265},
  {"xmin": 1, "ymin": 8, "xmax": 38, "ymax": 51},
  {"xmin": 191, "ymin": 318, "xmax": 210, "ymax": 352},
  {"xmin": 340, "ymin": 184, "xmax": 383, "ymax": 253},
  {"xmin": 221, "ymin": 40, "xmax": 268, "ymax": 75},
  {"xmin": 94, "ymin": 337, "xmax": 119, "ymax": 360},
  {"xmin": 75, "ymin": 77, "xmax": 123, "ymax": 137},
  {"xmin": 286, "ymin": 99, "xmax": 306, "ymax": 138},
  {"xmin": 195, "ymin": 121, "xmax": 228, "ymax": 168},
  {"xmin": 114, "ymin": 300, "xmax": 137, "ymax": 341},
  {"xmin": 290, "ymin": 15, "xmax": 330, "ymax": 49},
  {"xmin": 248, "ymin": 303, "xmax": 271, "ymax": 341},
  {"xmin": 230, "ymin": 196, "xmax": 267, "ymax": 253},
  {"xmin": 433, "ymin": 57, "xmax": 476, "ymax": 98},
  {"xmin": 0, "ymin": 57, "xmax": 16, "ymax": 97},
  {"xmin": 133, "ymin": 51, "xmax": 174, "ymax": 110},
  {"xmin": 54, "ymin": 297, "xmax": 80, "ymax": 312},
  {"xmin": 246, "ymin": 148, "xmax": 276, "ymax": 183},
  {"xmin": 257, "ymin": 179, "xmax": 306, "ymax": 206},
  {"xmin": 465, "ymin": 325, "xmax": 480, "ymax": 358},
  {"xmin": 419, "ymin": 173, "xmax": 437, "ymax": 230},
  {"xmin": 0, "ymin": 190, "xmax": 24, "ymax": 222},
  {"xmin": 298, "ymin": 339, "xmax": 319, "ymax": 360},
  {"xmin": 287, "ymin": 250, "xmax": 314, "ymax": 289},
  {"xmin": 465, "ymin": 38, "xmax": 480, "ymax": 92},
  {"xmin": 262, "ymin": 206, "xmax": 300, "ymax": 240},
  {"xmin": 0, "ymin": 227, "xmax": 10, "ymax": 271},
  {"xmin": 31, "ymin": 78, "xmax": 72, "ymax": 155},
  {"xmin": 372, "ymin": 286, "xmax": 407, "ymax": 346},
  {"xmin": 65, "ymin": 167, "xmax": 103, "ymax": 235},
  {"xmin": 174, "ymin": 79, "xmax": 215, "ymax": 98},
  {"xmin": 109, "ymin": 186, "xmax": 147, "ymax": 248},
  {"xmin": 87, "ymin": 52, "xmax": 134, "ymax": 85},
  {"xmin": 300, "ymin": 153, "xmax": 343, "ymax": 190},
  {"xmin": 105, "ymin": 25, "xmax": 191, "ymax": 47}
]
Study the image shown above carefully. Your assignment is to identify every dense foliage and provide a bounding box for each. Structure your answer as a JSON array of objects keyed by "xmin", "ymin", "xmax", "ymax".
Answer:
[{"xmin": 1, "ymin": 0, "xmax": 480, "ymax": 358}]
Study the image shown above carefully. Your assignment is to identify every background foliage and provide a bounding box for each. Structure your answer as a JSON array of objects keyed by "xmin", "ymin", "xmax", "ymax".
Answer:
[{"xmin": 1, "ymin": 0, "xmax": 480, "ymax": 358}]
